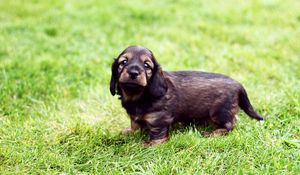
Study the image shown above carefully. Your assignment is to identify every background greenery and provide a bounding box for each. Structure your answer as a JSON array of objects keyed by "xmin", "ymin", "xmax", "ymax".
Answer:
[{"xmin": 1, "ymin": 0, "xmax": 300, "ymax": 174}]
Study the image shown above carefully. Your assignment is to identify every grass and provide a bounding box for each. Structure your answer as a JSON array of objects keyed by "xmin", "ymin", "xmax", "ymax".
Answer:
[{"xmin": 1, "ymin": 0, "xmax": 300, "ymax": 174}]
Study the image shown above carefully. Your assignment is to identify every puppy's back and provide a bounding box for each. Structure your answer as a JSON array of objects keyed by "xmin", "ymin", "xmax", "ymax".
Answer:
[
  {"xmin": 166, "ymin": 71, "xmax": 241, "ymax": 91},
  {"xmin": 164, "ymin": 71, "xmax": 242, "ymax": 120}
]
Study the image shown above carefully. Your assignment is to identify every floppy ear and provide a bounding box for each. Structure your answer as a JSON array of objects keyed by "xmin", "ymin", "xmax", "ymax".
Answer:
[
  {"xmin": 110, "ymin": 58, "xmax": 119, "ymax": 96},
  {"xmin": 148, "ymin": 66, "xmax": 168, "ymax": 98}
]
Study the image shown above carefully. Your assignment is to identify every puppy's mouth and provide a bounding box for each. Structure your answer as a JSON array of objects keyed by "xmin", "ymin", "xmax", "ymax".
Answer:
[{"xmin": 119, "ymin": 82, "xmax": 145, "ymax": 93}]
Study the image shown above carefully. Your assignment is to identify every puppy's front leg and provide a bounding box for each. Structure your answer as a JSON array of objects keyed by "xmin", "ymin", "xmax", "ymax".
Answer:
[
  {"xmin": 144, "ymin": 125, "xmax": 169, "ymax": 146},
  {"xmin": 143, "ymin": 112, "xmax": 172, "ymax": 146},
  {"xmin": 122, "ymin": 120, "xmax": 141, "ymax": 135}
]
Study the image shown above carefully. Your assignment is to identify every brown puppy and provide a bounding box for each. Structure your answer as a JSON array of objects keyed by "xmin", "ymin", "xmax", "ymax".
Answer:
[{"xmin": 110, "ymin": 46, "xmax": 263, "ymax": 146}]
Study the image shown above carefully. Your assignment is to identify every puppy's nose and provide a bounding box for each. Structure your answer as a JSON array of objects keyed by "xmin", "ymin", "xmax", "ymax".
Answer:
[{"xmin": 128, "ymin": 69, "xmax": 139, "ymax": 79}]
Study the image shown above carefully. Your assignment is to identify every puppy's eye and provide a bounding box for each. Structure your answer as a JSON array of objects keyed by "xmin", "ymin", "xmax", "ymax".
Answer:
[
  {"xmin": 120, "ymin": 60, "xmax": 128, "ymax": 66},
  {"xmin": 144, "ymin": 62, "xmax": 150, "ymax": 69}
]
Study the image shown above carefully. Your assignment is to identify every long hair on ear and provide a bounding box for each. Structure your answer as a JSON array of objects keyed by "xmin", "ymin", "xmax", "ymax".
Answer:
[
  {"xmin": 147, "ymin": 63, "xmax": 168, "ymax": 98},
  {"xmin": 110, "ymin": 58, "xmax": 119, "ymax": 96}
]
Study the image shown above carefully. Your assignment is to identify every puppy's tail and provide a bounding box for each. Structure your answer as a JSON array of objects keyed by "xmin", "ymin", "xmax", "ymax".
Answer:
[{"xmin": 238, "ymin": 87, "xmax": 264, "ymax": 121}]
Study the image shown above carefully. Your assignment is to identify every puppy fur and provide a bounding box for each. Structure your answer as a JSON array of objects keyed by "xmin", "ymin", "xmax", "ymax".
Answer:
[{"xmin": 110, "ymin": 46, "xmax": 263, "ymax": 146}]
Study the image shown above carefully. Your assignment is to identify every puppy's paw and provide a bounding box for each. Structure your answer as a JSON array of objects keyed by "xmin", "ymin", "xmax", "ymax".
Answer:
[
  {"xmin": 121, "ymin": 128, "xmax": 134, "ymax": 135},
  {"xmin": 203, "ymin": 131, "xmax": 212, "ymax": 137},
  {"xmin": 143, "ymin": 138, "xmax": 168, "ymax": 147},
  {"xmin": 203, "ymin": 128, "xmax": 229, "ymax": 137}
]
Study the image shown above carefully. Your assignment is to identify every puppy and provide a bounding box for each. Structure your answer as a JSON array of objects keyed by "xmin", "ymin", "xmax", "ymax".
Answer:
[{"xmin": 110, "ymin": 46, "xmax": 263, "ymax": 146}]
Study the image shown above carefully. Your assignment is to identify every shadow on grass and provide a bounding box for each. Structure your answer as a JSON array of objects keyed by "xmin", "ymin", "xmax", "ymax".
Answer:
[{"xmin": 55, "ymin": 122, "xmax": 214, "ymax": 150}]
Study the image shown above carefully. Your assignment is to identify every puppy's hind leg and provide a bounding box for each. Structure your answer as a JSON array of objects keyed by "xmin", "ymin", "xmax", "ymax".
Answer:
[
  {"xmin": 210, "ymin": 123, "xmax": 234, "ymax": 137},
  {"xmin": 205, "ymin": 107, "xmax": 236, "ymax": 137}
]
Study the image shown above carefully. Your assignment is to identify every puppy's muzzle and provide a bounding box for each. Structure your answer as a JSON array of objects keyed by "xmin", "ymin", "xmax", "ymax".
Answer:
[
  {"xmin": 119, "ymin": 63, "xmax": 147, "ymax": 89},
  {"xmin": 128, "ymin": 65, "xmax": 142, "ymax": 80}
]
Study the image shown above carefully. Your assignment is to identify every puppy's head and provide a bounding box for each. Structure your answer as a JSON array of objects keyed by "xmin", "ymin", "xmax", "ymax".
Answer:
[{"xmin": 110, "ymin": 46, "xmax": 167, "ymax": 100}]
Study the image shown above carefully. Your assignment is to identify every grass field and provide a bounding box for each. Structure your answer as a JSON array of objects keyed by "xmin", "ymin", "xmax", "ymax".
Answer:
[{"xmin": 1, "ymin": 0, "xmax": 300, "ymax": 174}]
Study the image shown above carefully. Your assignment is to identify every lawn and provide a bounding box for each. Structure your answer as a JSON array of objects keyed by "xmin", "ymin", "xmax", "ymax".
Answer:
[{"xmin": 1, "ymin": 0, "xmax": 300, "ymax": 174}]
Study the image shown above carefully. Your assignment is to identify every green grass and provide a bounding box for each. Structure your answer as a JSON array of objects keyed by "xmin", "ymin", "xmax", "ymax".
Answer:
[{"xmin": 1, "ymin": 0, "xmax": 300, "ymax": 174}]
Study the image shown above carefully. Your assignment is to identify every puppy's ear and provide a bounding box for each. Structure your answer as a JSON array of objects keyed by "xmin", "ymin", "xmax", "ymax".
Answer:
[
  {"xmin": 110, "ymin": 58, "xmax": 119, "ymax": 96},
  {"xmin": 148, "ymin": 66, "xmax": 168, "ymax": 98}
]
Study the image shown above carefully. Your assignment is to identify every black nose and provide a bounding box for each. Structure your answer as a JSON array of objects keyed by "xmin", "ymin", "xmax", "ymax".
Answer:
[{"xmin": 128, "ymin": 69, "xmax": 139, "ymax": 79}]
